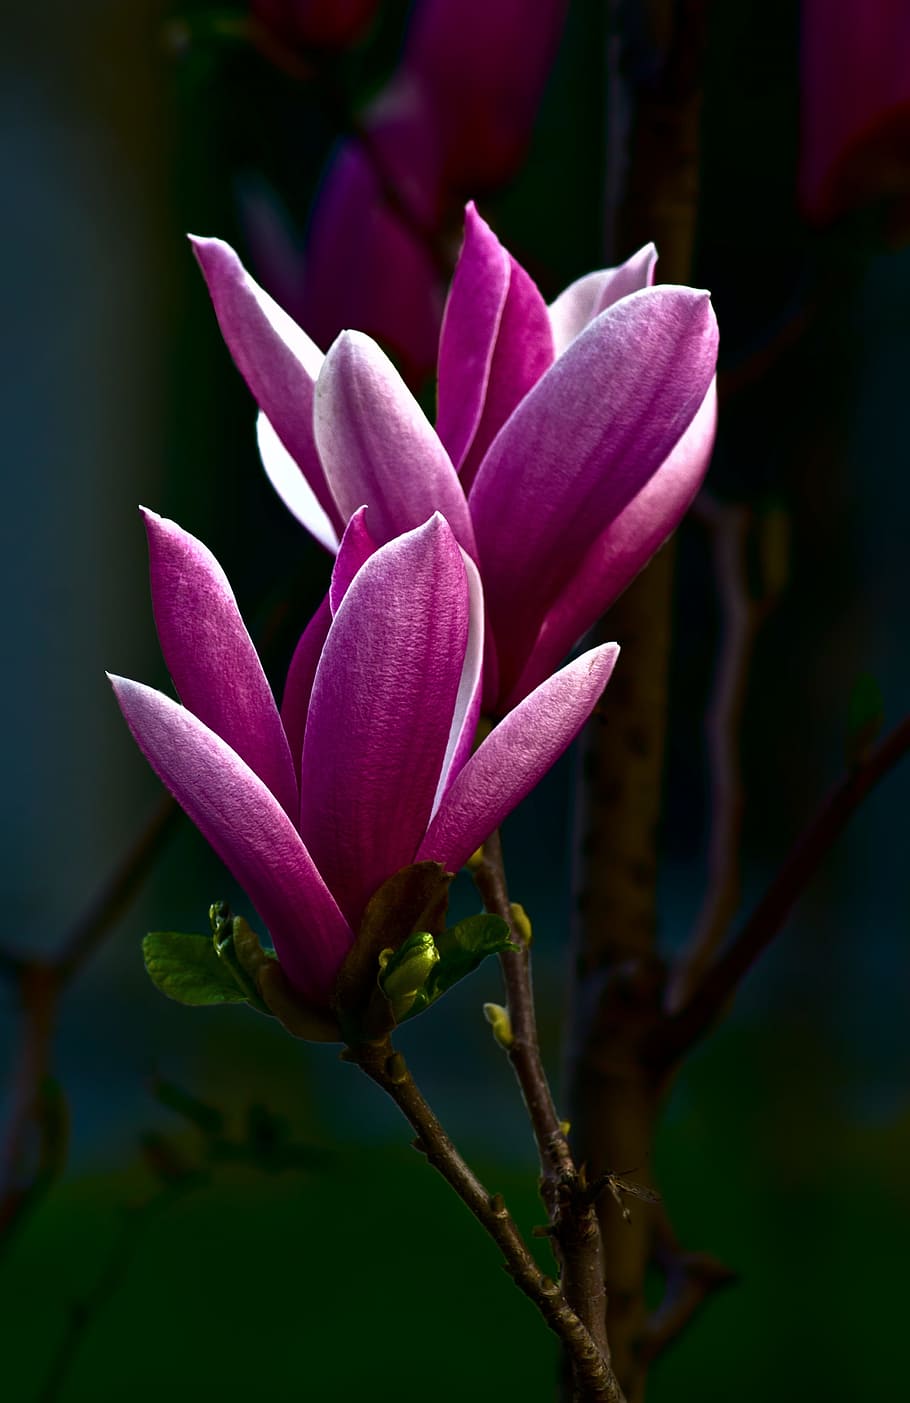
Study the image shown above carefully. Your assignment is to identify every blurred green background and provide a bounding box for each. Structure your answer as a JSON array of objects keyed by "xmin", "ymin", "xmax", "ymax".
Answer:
[{"xmin": 2, "ymin": 2, "xmax": 908, "ymax": 1399}]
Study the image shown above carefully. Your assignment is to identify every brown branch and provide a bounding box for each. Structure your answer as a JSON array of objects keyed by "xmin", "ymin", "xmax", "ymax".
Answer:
[
  {"xmin": 639, "ymin": 1208, "xmax": 737, "ymax": 1363},
  {"xmin": 0, "ymin": 796, "xmax": 180, "ymax": 1247},
  {"xmin": 472, "ymin": 833, "xmax": 611, "ymax": 1365},
  {"xmin": 666, "ymin": 495, "xmax": 772, "ymax": 1012},
  {"xmin": 655, "ymin": 714, "xmax": 910, "ymax": 1068},
  {"xmin": 353, "ymin": 1038, "xmax": 625, "ymax": 1403}
]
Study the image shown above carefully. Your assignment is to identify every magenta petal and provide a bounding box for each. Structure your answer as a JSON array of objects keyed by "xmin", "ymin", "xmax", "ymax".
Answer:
[
  {"xmin": 436, "ymin": 205, "xmax": 554, "ymax": 493},
  {"xmin": 298, "ymin": 515, "xmax": 469, "ymax": 928},
  {"xmin": 506, "ymin": 380, "xmax": 718, "ymax": 706},
  {"xmin": 469, "ymin": 286, "xmax": 719, "ymax": 699},
  {"xmin": 109, "ymin": 676, "xmax": 352, "ymax": 1003},
  {"xmin": 143, "ymin": 510, "xmax": 298, "ymax": 821},
  {"xmin": 417, "ymin": 643, "xmax": 620, "ymax": 872},
  {"xmin": 281, "ymin": 595, "xmax": 333, "ymax": 784},
  {"xmin": 548, "ymin": 243, "xmax": 658, "ymax": 356},
  {"xmin": 314, "ymin": 331, "xmax": 477, "ymax": 558},
  {"xmin": 432, "ymin": 550, "xmax": 485, "ymax": 814},
  {"xmin": 190, "ymin": 236, "xmax": 342, "ymax": 535},
  {"xmin": 330, "ymin": 507, "xmax": 379, "ymax": 614},
  {"xmin": 435, "ymin": 203, "xmax": 509, "ymax": 470}
]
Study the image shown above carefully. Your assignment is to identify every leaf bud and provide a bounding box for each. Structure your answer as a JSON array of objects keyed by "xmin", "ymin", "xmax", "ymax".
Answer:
[
  {"xmin": 509, "ymin": 902, "xmax": 533, "ymax": 946},
  {"xmin": 483, "ymin": 1002, "xmax": 513, "ymax": 1050}
]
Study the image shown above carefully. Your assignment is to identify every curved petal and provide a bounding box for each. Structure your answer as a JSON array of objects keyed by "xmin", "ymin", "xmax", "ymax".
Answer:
[
  {"xmin": 330, "ymin": 506, "xmax": 378, "ymax": 615},
  {"xmin": 436, "ymin": 204, "xmax": 554, "ymax": 490},
  {"xmin": 143, "ymin": 510, "xmax": 298, "ymax": 820},
  {"xmin": 548, "ymin": 243, "xmax": 658, "ymax": 356},
  {"xmin": 298, "ymin": 515, "xmax": 469, "ymax": 927},
  {"xmin": 190, "ymin": 236, "xmax": 342, "ymax": 535},
  {"xmin": 256, "ymin": 413, "xmax": 339, "ymax": 554},
  {"xmin": 506, "ymin": 380, "xmax": 718, "ymax": 706},
  {"xmin": 109, "ymin": 676, "xmax": 352, "ymax": 1003},
  {"xmin": 314, "ymin": 330, "xmax": 477, "ymax": 558},
  {"xmin": 431, "ymin": 549, "xmax": 485, "ymax": 815},
  {"xmin": 417, "ymin": 642, "xmax": 620, "ymax": 872},
  {"xmin": 469, "ymin": 286, "xmax": 719, "ymax": 700},
  {"xmin": 281, "ymin": 595, "xmax": 332, "ymax": 785},
  {"xmin": 435, "ymin": 202, "xmax": 510, "ymax": 473}
]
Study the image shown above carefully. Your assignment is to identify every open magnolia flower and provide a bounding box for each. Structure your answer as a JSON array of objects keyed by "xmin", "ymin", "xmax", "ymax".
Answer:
[
  {"xmin": 110, "ymin": 510, "xmax": 617, "ymax": 1008},
  {"xmin": 192, "ymin": 203, "xmax": 718, "ymax": 712}
]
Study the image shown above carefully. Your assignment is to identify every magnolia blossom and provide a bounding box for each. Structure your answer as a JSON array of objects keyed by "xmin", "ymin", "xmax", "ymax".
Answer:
[
  {"xmin": 193, "ymin": 204, "xmax": 717, "ymax": 712},
  {"xmin": 110, "ymin": 511, "xmax": 618, "ymax": 1005},
  {"xmin": 274, "ymin": 0, "xmax": 569, "ymax": 380}
]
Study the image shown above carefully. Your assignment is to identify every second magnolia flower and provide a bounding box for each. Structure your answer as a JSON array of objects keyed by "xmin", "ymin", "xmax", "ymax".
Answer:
[
  {"xmin": 193, "ymin": 203, "xmax": 719, "ymax": 714},
  {"xmin": 110, "ymin": 510, "xmax": 617, "ymax": 1006}
]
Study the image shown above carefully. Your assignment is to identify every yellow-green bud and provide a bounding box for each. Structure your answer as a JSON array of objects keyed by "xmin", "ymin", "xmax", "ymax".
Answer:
[
  {"xmin": 379, "ymin": 932, "xmax": 439, "ymax": 1021},
  {"xmin": 483, "ymin": 1001, "xmax": 513, "ymax": 1050},
  {"xmin": 509, "ymin": 902, "xmax": 533, "ymax": 946}
]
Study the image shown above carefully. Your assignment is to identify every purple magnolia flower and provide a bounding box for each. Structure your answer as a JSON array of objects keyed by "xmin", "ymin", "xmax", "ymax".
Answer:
[
  {"xmin": 110, "ymin": 510, "xmax": 618, "ymax": 1006},
  {"xmin": 192, "ymin": 203, "xmax": 717, "ymax": 713}
]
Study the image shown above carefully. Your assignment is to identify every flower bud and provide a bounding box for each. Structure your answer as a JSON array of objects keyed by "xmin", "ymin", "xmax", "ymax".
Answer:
[{"xmin": 379, "ymin": 931, "xmax": 440, "ymax": 1020}]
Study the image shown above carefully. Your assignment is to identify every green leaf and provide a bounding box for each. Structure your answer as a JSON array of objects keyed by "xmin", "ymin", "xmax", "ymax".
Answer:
[
  {"xmin": 142, "ymin": 931, "xmax": 249, "ymax": 1007},
  {"xmin": 386, "ymin": 914, "xmax": 512, "ymax": 1025},
  {"xmin": 428, "ymin": 915, "xmax": 512, "ymax": 1000}
]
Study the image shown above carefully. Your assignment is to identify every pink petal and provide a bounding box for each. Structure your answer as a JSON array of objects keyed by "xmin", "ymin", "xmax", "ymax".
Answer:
[
  {"xmin": 548, "ymin": 243, "xmax": 658, "ymax": 356},
  {"xmin": 436, "ymin": 203, "xmax": 554, "ymax": 493},
  {"xmin": 469, "ymin": 286, "xmax": 719, "ymax": 700},
  {"xmin": 298, "ymin": 114, "xmax": 444, "ymax": 388},
  {"xmin": 190, "ymin": 236, "xmax": 342, "ymax": 535},
  {"xmin": 432, "ymin": 549, "xmax": 485, "ymax": 815},
  {"xmin": 143, "ymin": 510, "xmax": 298, "ymax": 820},
  {"xmin": 298, "ymin": 515, "xmax": 469, "ymax": 928},
  {"xmin": 506, "ymin": 380, "xmax": 718, "ymax": 706},
  {"xmin": 281, "ymin": 595, "xmax": 332, "ymax": 785},
  {"xmin": 109, "ymin": 676, "xmax": 352, "ymax": 1003},
  {"xmin": 256, "ymin": 413, "xmax": 339, "ymax": 554},
  {"xmin": 314, "ymin": 330, "xmax": 477, "ymax": 558},
  {"xmin": 329, "ymin": 506, "xmax": 378, "ymax": 615},
  {"xmin": 417, "ymin": 642, "xmax": 620, "ymax": 872},
  {"xmin": 404, "ymin": 0, "xmax": 569, "ymax": 190}
]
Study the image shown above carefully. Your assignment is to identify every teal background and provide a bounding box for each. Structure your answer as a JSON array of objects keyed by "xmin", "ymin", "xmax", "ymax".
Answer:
[{"xmin": 2, "ymin": 2, "xmax": 908, "ymax": 1399}]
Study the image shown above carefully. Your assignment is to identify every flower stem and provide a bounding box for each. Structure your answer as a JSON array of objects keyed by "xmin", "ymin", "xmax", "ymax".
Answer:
[{"xmin": 351, "ymin": 1038, "xmax": 625, "ymax": 1402}]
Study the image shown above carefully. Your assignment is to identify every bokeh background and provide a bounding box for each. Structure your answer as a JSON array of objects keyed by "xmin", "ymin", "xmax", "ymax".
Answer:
[{"xmin": 2, "ymin": 1, "xmax": 908, "ymax": 1399}]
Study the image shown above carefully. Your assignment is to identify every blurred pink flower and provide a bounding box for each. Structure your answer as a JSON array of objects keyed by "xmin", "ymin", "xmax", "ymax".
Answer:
[
  {"xmin": 289, "ymin": 0, "xmax": 569, "ymax": 382},
  {"xmin": 193, "ymin": 204, "xmax": 717, "ymax": 713},
  {"xmin": 110, "ymin": 511, "xmax": 618, "ymax": 1003},
  {"xmin": 801, "ymin": 0, "xmax": 910, "ymax": 228},
  {"xmin": 251, "ymin": 0, "xmax": 380, "ymax": 51}
]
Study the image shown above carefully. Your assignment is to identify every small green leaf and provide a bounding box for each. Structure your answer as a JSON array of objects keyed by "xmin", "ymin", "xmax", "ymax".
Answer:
[
  {"xmin": 429, "ymin": 914, "xmax": 512, "ymax": 1000},
  {"xmin": 142, "ymin": 931, "xmax": 248, "ymax": 1007}
]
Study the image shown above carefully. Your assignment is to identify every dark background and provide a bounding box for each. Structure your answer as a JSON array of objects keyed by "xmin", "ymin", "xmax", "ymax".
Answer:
[{"xmin": 2, "ymin": 2, "xmax": 908, "ymax": 1399}]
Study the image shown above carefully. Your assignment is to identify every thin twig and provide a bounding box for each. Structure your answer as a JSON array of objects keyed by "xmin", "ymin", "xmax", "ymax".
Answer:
[
  {"xmin": 667, "ymin": 495, "xmax": 772, "ymax": 1012},
  {"xmin": 37, "ymin": 1182, "xmax": 194, "ymax": 1403},
  {"xmin": 473, "ymin": 832, "xmax": 573, "ymax": 1188},
  {"xmin": 655, "ymin": 714, "xmax": 910, "ymax": 1068},
  {"xmin": 639, "ymin": 1208, "xmax": 737, "ymax": 1363},
  {"xmin": 0, "ymin": 797, "xmax": 180, "ymax": 1247},
  {"xmin": 353, "ymin": 1038, "xmax": 625, "ymax": 1403},
  {"xmin": 472, "ymin": 835, "xmax": 611, "ymax": 1364}
]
